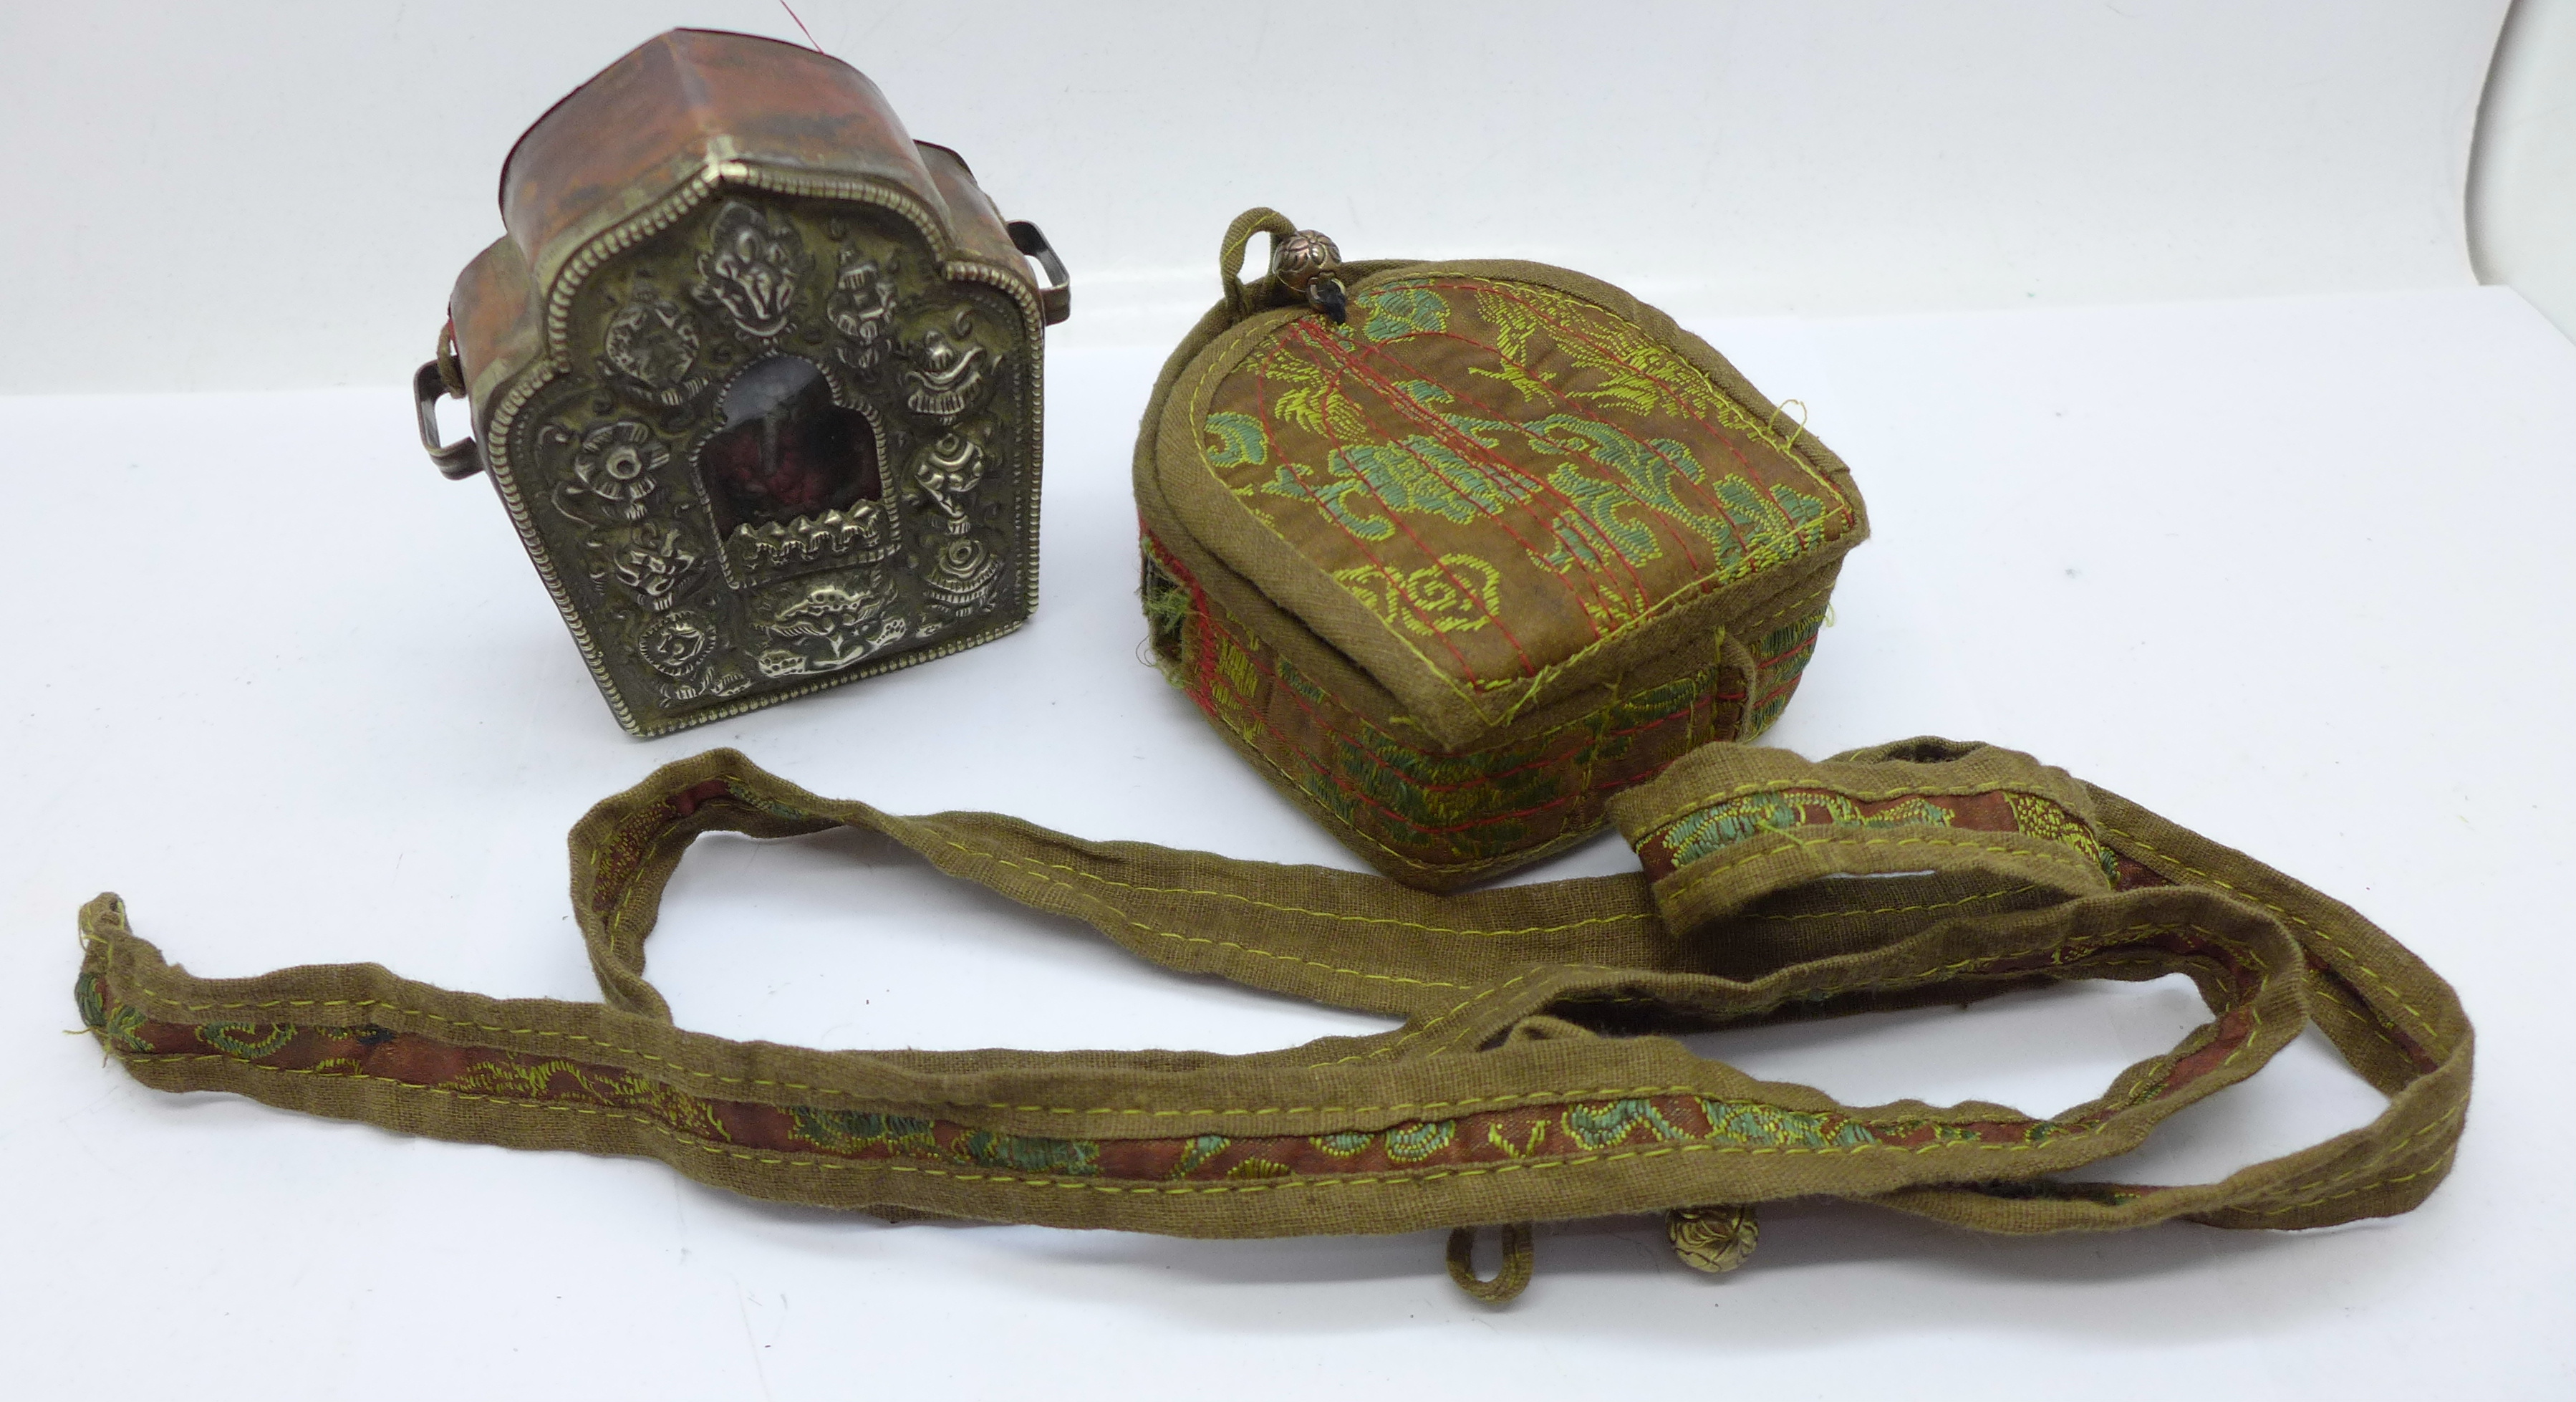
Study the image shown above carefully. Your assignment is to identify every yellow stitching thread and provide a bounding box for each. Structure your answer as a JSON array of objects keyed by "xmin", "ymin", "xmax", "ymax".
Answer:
[
  {"xmin": 117, "ymin": 1053, "xmax": 2151, "ymax": 1193},
  {"xmin": 108, "ymin": 918, "xmax": 2269, "ymax": 1115},
  {"xmin": 1182, "ymin": 278, "xmax": 1856, "ymax": 716},
  {"xmin": 2241, "ymin": 1148, "xmax": 2457, "ymax": 1218},
  {"xmin": 1316, "ymin": 972, "xmax": 1536, "ymax": 1066},
  {"xmin": 1180, "ymin": 536, "xmax": 1814, "ymax": 762},
  {"xmin": 105, "ymin": 922, "xmax": 2294, "ymax": 1209},
  {"xmin": 945, "ymin": 845, "xmax": 1652, "ymax": 937},
  {"xmin": 2231, "ymin": 1103, "xmax": 2466, "ymax": 1212},
  {"xmin": 1172, "ymin": 562, "xmax": 1755, "ymax": 875},
  {"xmin": 1420, "ymin": 919, "xmax": 2284, "ymax": 1077},
  {"xmin": 86, "ymin": 988, "xmax": 1840, "ymax": 1121},
  {"xmin": 1735, "ymin": 884, "xmax": 2041, "ymax": 923},
  {"xmin": 1182, "ymin": 319, "xmax": 1490, "ymax": 718},
  {"xmin": 2100, "ymin": 823, "xmax": 2439, "ymax": 1041},
  {"xmin": 1348, "ymin": 916, "xmax": 2275, "ymax": 1066},
  {"xmin": 927, "ymin": 839, "xmax": 1463, "ymax": 991},
  {"xmin": 583, "ymin": 794, "xmax": 1477, "ymax": 997},
  {"xmin": 1624, "ymin": 778, "xmax": 2089, "ymax": 845},
  {"xmin": 1656, "ymin": 832, "xmax": 2095, "ymax": 911},
  {"xmin": 160, "ymin": 1036, "xmax": 2431, "ymax": 1221},
  {"xmin": 1157, "ymin": 549, "xmax": 1834, "ymax": 878}
]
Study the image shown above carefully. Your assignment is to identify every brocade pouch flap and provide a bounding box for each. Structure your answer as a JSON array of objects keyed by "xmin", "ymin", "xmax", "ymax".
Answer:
[{"xmin": 1152, "ymin": 257, "xmax": 1866, "ymax": 751}]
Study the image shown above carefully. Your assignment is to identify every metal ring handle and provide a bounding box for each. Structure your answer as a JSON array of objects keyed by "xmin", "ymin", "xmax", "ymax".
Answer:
[
  {"xmin": 1006, "ymin": 220, "xmax": 1071, "ymax": 327},
  {"xmin": 415, "ymin": 320, "xmax": 481, "ymax": 480}
]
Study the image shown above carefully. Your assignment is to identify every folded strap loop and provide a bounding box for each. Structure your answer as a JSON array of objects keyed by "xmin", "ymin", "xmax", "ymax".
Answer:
[
  {"xmin": 1611, "ymin": 737, "xmax": 2118, "ymax": 934},
  {"xmin": 1217, "ymin": 206, "xmax": 1298, "ymax": 319},
  {"xmin": 1445, "ymin": 1223, "xmax": 1535, "ymax": 1302}
]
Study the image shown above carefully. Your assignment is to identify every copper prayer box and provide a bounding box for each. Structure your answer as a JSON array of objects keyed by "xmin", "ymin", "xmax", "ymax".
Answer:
[{"xmin": 418, "ymin": 29, "xmax": 1068, "ymax": 735}]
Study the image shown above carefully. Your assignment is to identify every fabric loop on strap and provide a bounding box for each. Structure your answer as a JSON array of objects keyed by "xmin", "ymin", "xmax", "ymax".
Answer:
[
  {"xmin": 1217, "ymin": 206, "xmax": 1298, "ymax": 319},
  {"xmin": 1445, "ymin": 1223, "xmax": 1535, "ymax": 1302}
]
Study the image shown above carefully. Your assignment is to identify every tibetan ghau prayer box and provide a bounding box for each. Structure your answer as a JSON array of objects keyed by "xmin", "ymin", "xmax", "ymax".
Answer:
[{"xmin": 418, "ymin": 29, "xmax": 1068, "ymax": 735}]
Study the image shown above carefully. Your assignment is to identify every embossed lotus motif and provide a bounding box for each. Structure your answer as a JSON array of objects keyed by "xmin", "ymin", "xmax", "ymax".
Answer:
[
  {"xmin": 567, "ymin": 421, "xmax": 667, "ymax": 522},
  {"xmin": 606, "ymin": 525, "xmax": 700, "ymax": 610},
  {"xmin": 599, "ymin": 282, "xmax": 705, "ymax": 405},
  {"xmin": 639, "ymin": 609, "xmax": 718, "ymax": 678},
  {"xmin": 900, "ymin": 309, "xmax": 993, "ymax": 418},
  {"xmin": 695, "ymin": 201, "xmax": 807, "ymax": 339},
  {"xmin": 826, "ymin": 251, "xmax": 897, "ymax": 373}
]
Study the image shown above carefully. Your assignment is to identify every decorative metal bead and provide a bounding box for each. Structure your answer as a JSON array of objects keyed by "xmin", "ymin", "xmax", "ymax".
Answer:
[
  {"xmin": 1668, "ymin": 1204, "xmax": 1760, "ymax": 1274},
  {"xmin": 1271, "ymin": 229, "xmax": 1342, "ymax": 292}
]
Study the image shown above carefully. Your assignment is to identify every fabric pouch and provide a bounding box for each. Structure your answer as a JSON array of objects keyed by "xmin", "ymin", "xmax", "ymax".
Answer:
[{"xmin": 1136, "ymin": 209, "xmax": 1869, "ymax": 890}]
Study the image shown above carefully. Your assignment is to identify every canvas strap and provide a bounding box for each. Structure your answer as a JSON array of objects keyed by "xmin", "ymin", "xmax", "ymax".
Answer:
[{"xmin": 73, "ymin": 739, "xmax": 2470, "ymax": 1300}]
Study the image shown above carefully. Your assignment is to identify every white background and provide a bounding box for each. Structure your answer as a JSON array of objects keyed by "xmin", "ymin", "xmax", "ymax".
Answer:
[
  {"xmin": 2477, "ymin": 0, "xmax": 2576, "ymax": 333},
  {"xmin": 6, "ymin": 4, "xmax": 2575, "ymax": 1398},
  {"xmin": 0, "ymin": 0, "xmax": 2527, "ymax": 390}
]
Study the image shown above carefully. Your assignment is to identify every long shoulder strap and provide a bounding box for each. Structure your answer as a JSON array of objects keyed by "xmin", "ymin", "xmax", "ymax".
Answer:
[{"xmin": 74, "ymin": 740, "xmax": 2469, "ymax": 1263}]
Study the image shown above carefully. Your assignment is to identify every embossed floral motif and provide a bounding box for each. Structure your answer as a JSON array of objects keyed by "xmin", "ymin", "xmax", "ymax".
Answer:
[
  {"xmin": 825, "ymin": 249, "xmax": 897, "ymax": 373},
  {"xmin": 899, "ymin": 308, "xmax": 993, "ymax": 418},
  {"xmin": 639, "ymin": 609, "xmax": 718, "ymax": 678},
  {"xmin": 694, "ymin": 201, "xmax": 808, "ymax": 339},
  {"xmin": 635, "ymin": 606, "xmax": 749, "ymax": 705},
  {"xmin": 558, "ymin": 420, "xmax": 667, "ymax": 523},
  {"xmin": 598, "ymin": 280, "xmax": 707, "ymax": 405},
  {"xmin": 603, "ymin": 525, "xmax": 701, "ymax": 612}
]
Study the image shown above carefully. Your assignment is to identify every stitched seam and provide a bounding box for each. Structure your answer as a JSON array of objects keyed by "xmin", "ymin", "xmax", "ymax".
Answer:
[
  {"xmin": 1324, "ymin": 916, "xmax": 2268, "ymax": 1068},
  {"xmin": 90, "ymin": 991, "xmax": 1824, "ymax": 1118},
  {"xmin": 970, "ymin": 850, "xmax": 1656, "ymax": 936},
  {"xmin": 1182, "ymin": 323, "xmax": 1489, "ymax": 716},
  {"xmin": 1183, "ymin": 277, "xmax": 1851, "ymax": 714},
  {"xmin": 102, "ymin": 919, "xmax": 2266, "ymax": 1119},
  {"xmin": 2205, "ymin": 1102, "xmax": 2466, "ymax": 1219},
  {"xmin": 924, "ymin": 837, "xmax": 1462, "ymax": 990},
  {"xmin": 1172, "ymin": 585, "xmax": 1712, "ymax": 872},
  {"xmin": 1152, "ymin": 528, "xmax": 1793, "ymax": 762},
  {"xmin": 1411, "ymin": 281, "xmax": 1857, "ymax": 693},
  {"xmin": 1197, "ymin": 591, "xmax": 1722, "ymax": 834},
  {"xmin": 1234, "ymin": 628, "xmax": 1728, "ymax": 802},
  {"xmin": 2240, "ymin": 1148, "xmax": 2458, "ymax": 1218},
  {"xmin": 1658, "ymin": 832, "xmax": 2098, "ymax": 911},
  {"xmin": 106, "ymin": 925, "xmax": 2280, "ymax": 1194},
  {"xmin": 115, "ymin": 1054, "xmax": 2157, "ymax": 1190},
  {"xmin": 1625, "ymin": 777, "xmax": 2085, "ymax": 843},
  {"xmin": 2100, "ymin": 824, "xmax": 2438, "ymax": 1042},
  {"xmin": 1147, "ymin": 538, "xmax": 1819, "ymax": 875},
  {"xmin": 1432, "ymin": 918, "xmax": 2266, "ymax": 1058},
  {"xmin": 602, "ymin": 796, "xmax": 1475, "ymax": 998},
  {"xmin": 1738, "ymin": 885, "xmax": 2041, "ymax": 923},
  {"xmin": 1462, "ymin": 919, "xmax": 2277, "ymax": 1080},
  {"xmin": 1316, "ymin": 972, "xmax": 1535, "ymax": 1067}
]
